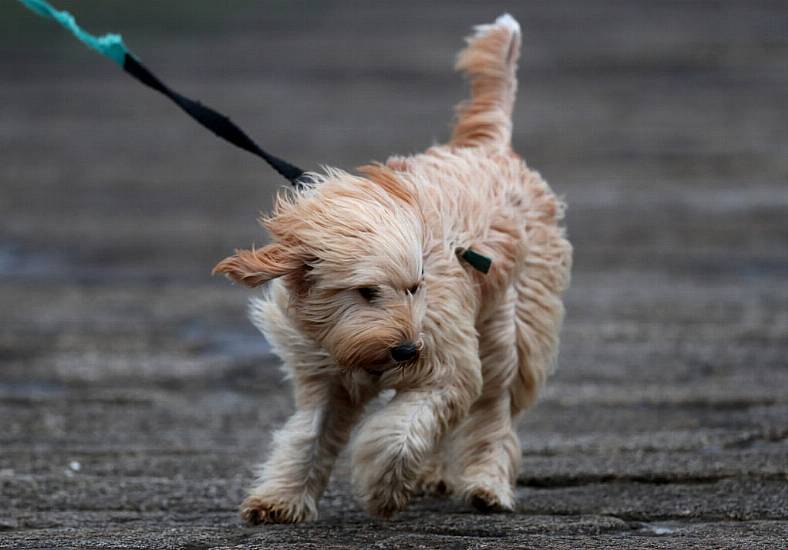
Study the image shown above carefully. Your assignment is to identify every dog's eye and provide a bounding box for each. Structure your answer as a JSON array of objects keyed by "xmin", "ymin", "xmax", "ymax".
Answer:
[{"xmin": 357, "ymin": 287, "xmax": 380, "ymax": 302}]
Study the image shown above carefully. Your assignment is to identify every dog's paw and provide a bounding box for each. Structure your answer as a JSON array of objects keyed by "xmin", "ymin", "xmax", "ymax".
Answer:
[
  {"xmin": 353, "ymin": 457, "xmax": 416, "ymax": 519},
  {"xmin": 465, "ymin": 483, "xmax": 515, "ymax": 513},
  {"xmin": 240, "ymin": 494, "xmax": 317, "ymax": 525},
  {"xmin": 363, "ymin": 484, "xmax": 412, "ymax": 519},
  {"xmin": 415, "ymin": 455, "xmax": 453, "ymax": 497},
  {"xmin": 353, "ymin": 454, "xmax": 417, "ymax": 519},
  {"xmin": 418, "ymin": 476, "xmax": 453, "ymax": 497},
  {"xmin": 417, "ymin": 469, "xmax": 454, "ymax": 497}
]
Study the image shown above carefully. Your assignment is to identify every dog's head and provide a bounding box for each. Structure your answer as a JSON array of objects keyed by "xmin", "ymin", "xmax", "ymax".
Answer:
[{"xmin": 214, "ymin": 165, "xmax": 426, "ymax": 372}]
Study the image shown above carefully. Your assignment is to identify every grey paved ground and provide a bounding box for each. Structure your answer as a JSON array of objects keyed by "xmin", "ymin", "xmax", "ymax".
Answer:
[{"xmin": 1, "ymin": 1, "xmax": 787, "ymax": 548}]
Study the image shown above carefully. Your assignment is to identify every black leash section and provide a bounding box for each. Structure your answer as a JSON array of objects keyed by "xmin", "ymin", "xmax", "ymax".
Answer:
[{"xmin": 122, "ymin": 55, "xmax": 307, "ymax": 185}]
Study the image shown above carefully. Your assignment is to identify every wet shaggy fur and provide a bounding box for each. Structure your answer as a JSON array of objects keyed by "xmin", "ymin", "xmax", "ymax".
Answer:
[{"xmin": 214, "ymin": 14, "xmax": 572, "ymax": 524}]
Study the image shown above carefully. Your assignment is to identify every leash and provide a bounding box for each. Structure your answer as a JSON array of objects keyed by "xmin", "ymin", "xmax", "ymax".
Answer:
[
  {"xmin": 17, "ymin": 0, "xmax": 307, "ymax": 186},
  {"xmin": 17, "ymin": 0, "xmax": 493, "ymax": 274}
]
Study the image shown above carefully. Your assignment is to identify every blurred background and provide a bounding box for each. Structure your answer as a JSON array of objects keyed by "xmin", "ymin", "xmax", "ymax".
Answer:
[{"xmin": 1, "ymin": 1, "xmax": 786, "ymax": 547}]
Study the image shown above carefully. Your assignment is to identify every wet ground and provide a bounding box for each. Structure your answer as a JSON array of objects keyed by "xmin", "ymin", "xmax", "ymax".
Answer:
[{"xmin": 1, "ymin": 1, "xmax": 787, "ymax": 548}]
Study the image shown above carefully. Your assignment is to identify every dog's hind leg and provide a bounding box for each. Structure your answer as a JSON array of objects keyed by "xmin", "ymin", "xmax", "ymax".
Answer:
[
  {"xmin": 510, "ymin": 198, "xmax": 572, "ymax": 414},
  {"xmin": 447, "ymin": 291, "xmax": 521, "ymax": 511},
  {"xmin": 450, "ymin": 14, "xmax": 521, "ymax": 149}
]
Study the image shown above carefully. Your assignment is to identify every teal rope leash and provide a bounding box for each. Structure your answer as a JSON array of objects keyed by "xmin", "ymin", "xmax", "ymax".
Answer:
[
  {"xmin": 19, "ymin": 0, "xmax": 128, "ymax": 65},
  {"xmin": 16, "ymin": 0, "xmax": 307, "ymax": 185}
]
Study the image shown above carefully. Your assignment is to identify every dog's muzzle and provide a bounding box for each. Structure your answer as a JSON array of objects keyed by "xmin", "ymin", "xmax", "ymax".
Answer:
[{"xmin": 390, "ymin": 343, "xmax": 420, "ymax": 363}]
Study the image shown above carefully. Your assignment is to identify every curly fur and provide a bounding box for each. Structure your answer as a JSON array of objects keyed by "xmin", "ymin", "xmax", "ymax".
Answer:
[{"xmin": 214, "ymin": 13, "xmax": 572, "ymax": 524}]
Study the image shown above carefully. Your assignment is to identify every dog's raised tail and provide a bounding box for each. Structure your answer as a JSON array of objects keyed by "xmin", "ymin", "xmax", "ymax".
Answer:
[{"xmin": 450, "ymin": 14, "xmax": 521, "ymax": 149}]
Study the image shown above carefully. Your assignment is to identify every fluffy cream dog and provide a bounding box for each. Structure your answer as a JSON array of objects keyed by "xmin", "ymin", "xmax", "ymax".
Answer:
[{"xmin": 214, "ymin": 13, "xmax": 571, "ymax": 524}]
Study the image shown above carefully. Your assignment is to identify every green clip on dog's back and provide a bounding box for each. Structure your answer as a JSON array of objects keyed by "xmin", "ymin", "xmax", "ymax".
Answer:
[{"xmin": 457, "ymin": 248, "xmax": 493, "ymax": 274}]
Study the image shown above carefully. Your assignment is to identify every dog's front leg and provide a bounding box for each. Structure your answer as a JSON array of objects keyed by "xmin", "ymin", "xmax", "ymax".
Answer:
[
  {"xmin": 241, "ymin": 380, "xmax": 361, "ymax": 524},
  {"xmin": 352, "ymin": 347, "xmax": 482, "ymax": 517}
]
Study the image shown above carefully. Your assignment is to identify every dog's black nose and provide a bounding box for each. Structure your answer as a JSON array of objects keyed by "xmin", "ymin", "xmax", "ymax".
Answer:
[{"xmin": 390, "ymin": 343, "xmax": 419, "ymax": 363}]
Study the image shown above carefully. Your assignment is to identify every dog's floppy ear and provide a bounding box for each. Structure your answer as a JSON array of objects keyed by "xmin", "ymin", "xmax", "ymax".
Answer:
[{"xmin": 212, "ymin": 243, "xmax": 308, "ymax": 287}]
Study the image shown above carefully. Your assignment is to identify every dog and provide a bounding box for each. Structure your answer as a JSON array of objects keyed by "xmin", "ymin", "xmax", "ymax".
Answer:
[{"xmin": 214, "ymin": 13, "xmax": 572, "ymax": 524}]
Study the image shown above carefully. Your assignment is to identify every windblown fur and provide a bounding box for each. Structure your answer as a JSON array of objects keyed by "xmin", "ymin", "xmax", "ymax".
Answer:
[{"xmin": 214, "ymin": 14, "xmax": 572, "ymax": 524}]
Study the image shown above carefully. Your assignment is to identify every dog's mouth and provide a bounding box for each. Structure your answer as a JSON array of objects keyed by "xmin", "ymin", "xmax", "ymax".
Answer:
[
  {"xmin": 373, "ymin": 338, "xmax": 424, "ymax": 375},
  {"xmin": 364, "ymin": 364, "xmax": 390, "ymax": 376},
  {"xmin": 363, "ymin": 354, "xmax": 421, "ymax": 376},
  {"xmin": 356, "ymin": 338, "xmax": 424, "ymax": 376},
  {"xmin": 362, "ymin": 357, "xmax": 400, "ymax": 375}
]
